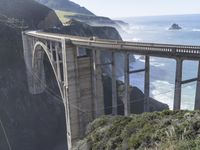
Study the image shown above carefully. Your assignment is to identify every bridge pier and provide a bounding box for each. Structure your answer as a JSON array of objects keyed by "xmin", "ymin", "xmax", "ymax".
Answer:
[
  {"xmin": 112, "ymin": 52, "xmax": 117, "ymax": 115},
  {"xmin": 144, "ymin": 56, "xmax": 150, "ymax": 112},
  {"xmin": 123, "ymin": 54, "xmax": 150, "ymax": 114},
  {"xmin": 174, "ymin": 58, "xmax": 183, "ymax": 110},
  {"xmin": 92, "ymin": 50, "xmax": 104, "ymax": 118},
  {"xmin": 195, "ymin": 61, "xmax": 200, "ymax": 109},
  {"xmin": 124, "ymin": 53, "xmax": 131, "ymax": 116},
  {"xmin": 61, "ymin": 39, "xmax": 81, "ymax": 150}
]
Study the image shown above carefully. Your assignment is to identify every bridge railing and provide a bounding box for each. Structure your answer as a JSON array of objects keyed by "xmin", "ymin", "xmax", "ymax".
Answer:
[{"xmin": 25, "ymin": 31, "xmax": 200, "ymax": 59}]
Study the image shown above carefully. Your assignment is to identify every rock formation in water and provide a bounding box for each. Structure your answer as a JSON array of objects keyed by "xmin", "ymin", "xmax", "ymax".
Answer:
[{"xmin": 169, "ymin": 23, "xmax": 182, "ymax": 30}]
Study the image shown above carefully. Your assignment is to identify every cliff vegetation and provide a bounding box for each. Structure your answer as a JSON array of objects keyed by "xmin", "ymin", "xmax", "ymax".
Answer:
[
  {"xmin": 35, "ymin": 0, "xmax": 94, "ymax": 15},
  {"xmin": 75, "ymin": 110, "xmax": 200, "ymax": 150}
]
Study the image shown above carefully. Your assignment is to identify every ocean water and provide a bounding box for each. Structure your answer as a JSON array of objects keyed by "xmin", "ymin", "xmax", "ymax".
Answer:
[{"xmin": 120, "ymin": 14, "xmax": 200, "ymax": 110}]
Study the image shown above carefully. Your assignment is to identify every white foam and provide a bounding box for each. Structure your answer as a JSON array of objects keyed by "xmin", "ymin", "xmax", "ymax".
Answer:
[
  {"xmin": 151, "ymin": 62, "xmax": 165, "ymax": 67},
  {"xmin": 139, "ymin": 57, "xmax": 165, "ymax": 67},
  {"xmin": 151, "ymin": 80, "xmax": 174, "ymax": 109},
  {"xmin": 192, "ymin": 28, "xmax": 200, "ymax": 32}
]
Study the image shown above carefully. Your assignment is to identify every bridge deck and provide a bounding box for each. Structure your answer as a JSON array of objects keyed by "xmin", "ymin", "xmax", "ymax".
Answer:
[{"xmin": 26, "ymin": 31, "xmax": 200, "ymax": 60}]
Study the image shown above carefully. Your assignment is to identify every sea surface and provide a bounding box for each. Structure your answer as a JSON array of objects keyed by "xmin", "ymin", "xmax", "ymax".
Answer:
[{"xmin": 119, "ymin": 14, "xmax": 200, "ymax": 110}]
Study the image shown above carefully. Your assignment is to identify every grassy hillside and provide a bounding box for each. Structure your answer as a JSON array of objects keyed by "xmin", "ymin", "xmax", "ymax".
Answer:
[
  {"xmin": 75, "ymin": 110, "xmax": 200, "ymax": 150},
  {"xmin": 55, "ymin": 10, "xmax": 77, "ymax": 23},
  {"xmin": 36, "ymin": 0, "xmax": 94, "ymax": 15}
]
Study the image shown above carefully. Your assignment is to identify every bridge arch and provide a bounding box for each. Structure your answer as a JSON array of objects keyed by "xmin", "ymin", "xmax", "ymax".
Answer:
[{"xmin": 32, "ymin": 41, "xmax": 64, "ymax": 98}]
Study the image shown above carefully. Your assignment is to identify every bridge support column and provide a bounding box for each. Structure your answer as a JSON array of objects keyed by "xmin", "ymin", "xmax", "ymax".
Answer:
[
  {"xmin": 124, "ymin": 53, "xmax": 131, "ymax": 116},
  {"xmin": 112, "ymin": 52, "xmax": 117, "ymax": 115},
  {"xmin": 174, "ymin": 58, "xmax": 183, "ymax": 110},
  {"xmin": 61, "ymin": 39, "xmax": 81, "ymax": 150},
  {"xmin": 92, "ymin": 50, "xmax": 104, "ymax": 118},
  {"xmin": 195, "ymin": 61, "xmax": 200, "ymax": 109},
  {"xmin": 144, "ymin": 56, "xmax": 150, "ymax": 112}
]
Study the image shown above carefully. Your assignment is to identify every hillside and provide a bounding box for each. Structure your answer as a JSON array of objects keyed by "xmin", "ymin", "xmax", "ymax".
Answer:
[
  {"xmin": 35, "ymin": 0, "xmax": 94, "ymax": 15},
  {"xmin": 54, "ymin": 10, "xmax": 122, "ymax": 30},
  {"xmin": 75, "ymin": 110, "xmax": 200, "ymax": 150},
  {"xmin": 0, "ymin": 0, "xmax": 62, "ymax": 29},
  {"xmin": 35, "ymin": 0, "xmax": 126, "ymax": 31}
]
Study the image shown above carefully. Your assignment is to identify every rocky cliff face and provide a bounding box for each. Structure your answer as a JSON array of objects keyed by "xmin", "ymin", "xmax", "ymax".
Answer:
[
  {"xmin": 49, "ymin": 19, "xmax": 122, "ymax": 40},
  {"xmin": 67, "ymin": 15, "xmax": 122, "ymax": 30}
]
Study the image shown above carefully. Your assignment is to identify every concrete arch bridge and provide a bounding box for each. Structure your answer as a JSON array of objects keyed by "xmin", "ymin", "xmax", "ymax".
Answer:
[{"xmin": 22, "ymin": 31, "xmax": 200, "ymax": 150}]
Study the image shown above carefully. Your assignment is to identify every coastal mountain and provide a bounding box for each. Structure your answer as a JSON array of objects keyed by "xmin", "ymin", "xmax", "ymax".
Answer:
[
  {"xmin": 0, "ymin": 0, "xmax": 62, "ymax": 29},
  {"xmin": 35, "ymin": 0, "xmax": 94, "ymax": 15}
]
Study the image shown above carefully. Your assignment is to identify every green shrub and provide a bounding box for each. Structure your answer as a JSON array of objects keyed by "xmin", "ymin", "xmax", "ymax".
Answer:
[{"xmin": 81, "ymin": 110, "xmax": 200, "ymax": 150}]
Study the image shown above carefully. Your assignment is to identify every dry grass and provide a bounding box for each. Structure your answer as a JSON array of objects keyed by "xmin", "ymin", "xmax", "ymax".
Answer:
[{"xmin": 55, "ymin": 10, "xmax": 77, "ymax": 24}]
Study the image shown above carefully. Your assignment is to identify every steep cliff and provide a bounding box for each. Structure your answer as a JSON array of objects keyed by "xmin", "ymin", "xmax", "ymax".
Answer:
[{"xmin": 66, "ymin": 15, "xmax": 122, "ymax": 30}]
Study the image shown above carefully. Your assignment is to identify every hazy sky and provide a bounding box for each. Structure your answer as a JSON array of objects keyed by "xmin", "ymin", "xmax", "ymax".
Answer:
[{"xmin": 70, "ymin": 0, "xmax": 200, "ymax": 18}]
